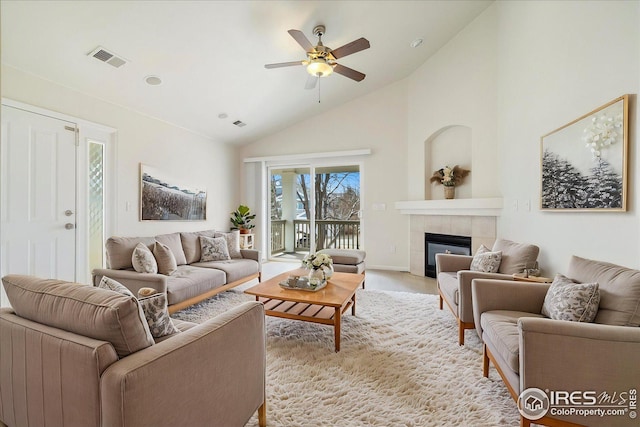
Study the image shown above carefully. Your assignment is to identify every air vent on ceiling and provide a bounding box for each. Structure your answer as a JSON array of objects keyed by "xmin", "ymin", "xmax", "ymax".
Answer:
[
  {"xmin": 233, "ymin": 120, "xmax": 247, "ymax": 128},
  {"xmin": 88, "ymin": 46, "xmax": 127, "ymax": 68}
]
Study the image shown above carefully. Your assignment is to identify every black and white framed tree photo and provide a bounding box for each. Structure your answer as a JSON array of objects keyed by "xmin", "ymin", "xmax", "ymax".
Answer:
[{"xmin": 541, "ymin": 95, "xmax": 629, "ymax": 211}]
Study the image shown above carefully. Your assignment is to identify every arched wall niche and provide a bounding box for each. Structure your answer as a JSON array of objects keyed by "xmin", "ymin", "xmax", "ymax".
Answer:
[{"xmin": 424, "ymin": 125, "xmax": 472, "ymax": 200}]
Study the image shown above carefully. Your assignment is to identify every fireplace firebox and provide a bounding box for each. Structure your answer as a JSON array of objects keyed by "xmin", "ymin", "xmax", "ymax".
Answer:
[{"xmin": 425, "ymin": 233, "xmax": 472, "ymax": 278}]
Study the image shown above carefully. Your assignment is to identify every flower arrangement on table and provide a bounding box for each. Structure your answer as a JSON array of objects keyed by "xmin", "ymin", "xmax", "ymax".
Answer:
[
  {"xmin": 429, "ymin": 165, "xmax": 470, "ymax": 187},
  {"xmin": 302, "ymin": 252, "xmax": 333, "ymax": 270},
  {"xmin": 302, "ymin": 252, "xmax": 334, "ymax": 286}
]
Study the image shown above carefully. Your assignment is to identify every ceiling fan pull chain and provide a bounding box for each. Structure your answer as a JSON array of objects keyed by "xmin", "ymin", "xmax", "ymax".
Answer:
[{"xmin": 318, "ymin": 76, "xmax": 321, "ymax": 103}]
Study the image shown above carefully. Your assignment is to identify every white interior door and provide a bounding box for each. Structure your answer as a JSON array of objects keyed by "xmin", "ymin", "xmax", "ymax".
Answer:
[{"xmin": 1, "ymin": 105, "xmax": 78, "ymax": 283}]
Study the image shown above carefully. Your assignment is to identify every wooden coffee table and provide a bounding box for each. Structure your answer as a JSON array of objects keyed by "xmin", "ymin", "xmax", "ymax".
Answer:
[{"xmin": 244, "ymin": 268, "xmax": 365, "ymax": 352}]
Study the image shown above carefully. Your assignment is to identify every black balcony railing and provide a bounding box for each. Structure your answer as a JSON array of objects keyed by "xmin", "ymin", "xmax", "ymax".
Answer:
[{"xmin": 270, "ymin": 219, "xmax": 360, "ymax": 255}]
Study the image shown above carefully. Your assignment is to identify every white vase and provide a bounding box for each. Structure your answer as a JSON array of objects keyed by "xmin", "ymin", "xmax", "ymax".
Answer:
[
  {"xmin": 323, "ymin": 264, "xmax": 334, "ymax": 280},
  {"xmin": 308, "ymin": 268, "xmax": 325, "ymax": 287}
]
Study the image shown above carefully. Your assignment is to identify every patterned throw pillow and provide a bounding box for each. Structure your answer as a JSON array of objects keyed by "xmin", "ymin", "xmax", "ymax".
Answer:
[
  {"xmin": 542, "ymin": 274, "xmax": 600, "ymax": 322},
  {"xmin": 199, "ymin": 236, "xmax": 231, "ymax": 262},
  {"xmin": 153, "ymin": 241, "xmax": 178, "ymax": 275},
  {"xmin": 98, "ymin": 276, "xmax": 135, "ymax": 297},
  {"xmin": 138, "ymin": 292, "xmax": 180, "ymax": 338},
  {"xmin": 132, "ymin": 242, "xmax": 158, "ymax": 273},
  {"xmin": 470, "ymin": 245, "xmax": 502, "ymax": 273},
  {"xmin": 215, "ymin": 230, "xmax": 242, "ymax": 259}
]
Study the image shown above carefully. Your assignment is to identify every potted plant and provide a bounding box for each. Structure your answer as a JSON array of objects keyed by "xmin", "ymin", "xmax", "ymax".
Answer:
[{"xmin": 230, "ymin": 204, "xmax": 256, "ymax": 234}]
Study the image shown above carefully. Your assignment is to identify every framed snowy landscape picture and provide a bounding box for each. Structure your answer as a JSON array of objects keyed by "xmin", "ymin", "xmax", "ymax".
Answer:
[{"xmin": 541, "ymin": 95, "xmax": 628, "ymax": 211}]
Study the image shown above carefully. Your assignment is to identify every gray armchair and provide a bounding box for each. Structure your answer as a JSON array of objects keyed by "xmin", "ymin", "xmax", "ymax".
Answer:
[
  {"xmin": 472, "ymin": 256, "xmax": 640, "ymax": 427},
  {"xmin": 436, "ymin": 238, "xmax": 539, "ymax": 345},
  {"xmin": 0, "ymin": 275, "xmax": 267, "ymax": 427}
]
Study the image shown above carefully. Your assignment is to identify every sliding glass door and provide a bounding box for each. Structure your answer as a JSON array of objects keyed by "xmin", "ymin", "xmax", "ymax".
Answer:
[{"xmin": 268, "ymin": 163, "xmax": 360, "ymax": 260}]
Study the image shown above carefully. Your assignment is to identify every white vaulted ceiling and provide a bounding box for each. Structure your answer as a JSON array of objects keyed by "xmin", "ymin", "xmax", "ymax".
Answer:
[{"xmin": 1, "ymin": 0, "xmax": 492, "ymax": 145}]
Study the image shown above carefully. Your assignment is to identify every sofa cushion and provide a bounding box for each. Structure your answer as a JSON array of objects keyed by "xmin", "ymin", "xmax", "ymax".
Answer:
[
  {"xmin": 470, "ymin": 245, "xmax": 502, "ymax": 273},
  {"xmin": 567, "ymin": 256, "xmax": 640, "ymax": 326},
  {"xmin": 155, "ymin": 232, "xmax": 187, "ymax": 266},
  {"xmin": 153, "ymin": 241, "xmax": 178, "ymax": 275},
  {"xmin": 180, "ymin": 230, "xmax": 216, "ymax": 264},
  {"xmin": 200, "ymin": 236, "xmax": 231, "ymax": 261},
  {"xmin": 215, "ymin": 230, "xmax": 242, "ymax": 259},
  {"xmin": 2, "ymin": 275, "xmax": 155, "ymax": 358},
  {"xmin": 97, "ymin": 275, "xmax": 135, "ymax": 297},
  {"xmin": 192, "ymin": 259, "xmax": 259, "ymax": 283},
  {"xmin": 132, "ymin": 242, "xmax": 158, "ymax": 273},
  {"xmin": 492, "ymin": 239, "xmax": 539, "ymax": 275},
  {"xmin": 541, "ymin": 274, "xmax": 600, "ymax": 322},
  {"xmin": 106, "ymin": 236, "xmax": 156, "ymax": 270},
  {"xmin": 437, "ymin": 272, "xmax": 459, "ymax": 306},
  {"xmin": 317, "ymin": 248, "xmax": 366, "ymax": 265},
  {"xmin": 164, "ymin": 265, "xmax": 227, "ymax": 306},
  {"xmin": 138, "ymin": 292, "xmax": 180, "ymax": 338},
  {"xmin": 480, "ymin": 310, "xmax": 545, "ymax": 374}
]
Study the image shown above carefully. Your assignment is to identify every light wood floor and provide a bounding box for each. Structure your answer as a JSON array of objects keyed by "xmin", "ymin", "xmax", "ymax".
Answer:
[{"xmin": 261, "ymin": 260, "xmax": 437, "ymax": 295}]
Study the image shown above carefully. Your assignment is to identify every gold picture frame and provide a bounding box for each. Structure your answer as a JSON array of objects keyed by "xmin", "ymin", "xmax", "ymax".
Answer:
[{"xmin": 540, "ymin": 95, "xmax": 629, "ymax": 211}]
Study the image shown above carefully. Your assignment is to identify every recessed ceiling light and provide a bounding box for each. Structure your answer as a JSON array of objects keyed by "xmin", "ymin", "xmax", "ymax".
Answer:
[
  {"xmin": 218, "ymin": 113, "xmax": 228, "ymax": 119},
  {"xmin": 410, "ymin": 38, "xmax": 424, "ymax": 48},
  {"xmin": 145, "ymin": 75, "xmax": 162, "ymax": 86}
]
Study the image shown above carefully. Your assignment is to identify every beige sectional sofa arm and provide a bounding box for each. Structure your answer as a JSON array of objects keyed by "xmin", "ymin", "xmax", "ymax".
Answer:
[
  {"xmin": 241, "ymin": 248, "xmax": 261, "ymax": 262},
  {"xmin": 101, "ymin": 301, "xmax": 266, "ymax": 427},
  {"xmin": 435, "ymin": 253, "xmax": 473, "ymax": 274},
  {"xmin": 472, "ymin": 279, "xmax": 550, "ymax": 338},
  {"xmin": 519, "ymin": 317, "xmax": 640, "ymax": 399},
  {"xmin": 92, "ymin": 268, "xmax": 168, "ymax": 295}
]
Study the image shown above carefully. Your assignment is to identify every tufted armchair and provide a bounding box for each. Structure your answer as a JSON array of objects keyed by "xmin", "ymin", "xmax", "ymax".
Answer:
[{"xmin": 436, "ymin": 238, "xmax": 539, "ymax": 345}]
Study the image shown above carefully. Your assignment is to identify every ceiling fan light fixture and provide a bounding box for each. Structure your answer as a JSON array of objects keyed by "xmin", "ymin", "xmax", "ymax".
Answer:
[{"xmin": 306, "ymin": 59, "xmax": 333, "ymax": 77}]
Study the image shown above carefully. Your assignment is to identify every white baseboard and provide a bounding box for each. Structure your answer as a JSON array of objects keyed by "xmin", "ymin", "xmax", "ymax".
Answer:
[{"xmin": 367, "ymin": 265, "xmax": 409, "ymax": 272}]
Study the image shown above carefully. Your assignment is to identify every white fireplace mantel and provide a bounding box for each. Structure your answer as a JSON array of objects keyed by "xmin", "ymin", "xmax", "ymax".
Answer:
[{"xmin": 395, "ymin": 198, "xmax": 503, "ymax": 217}]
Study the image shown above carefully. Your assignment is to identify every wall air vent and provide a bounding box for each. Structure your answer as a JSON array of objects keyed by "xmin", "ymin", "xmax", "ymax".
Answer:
[
  {"xmin": 88, "ymin": 46, "xmax": 127, "ymax": 68},
  {"xmin": 233, "ymin": 120, "xmax": 247, "ymax": 128}
]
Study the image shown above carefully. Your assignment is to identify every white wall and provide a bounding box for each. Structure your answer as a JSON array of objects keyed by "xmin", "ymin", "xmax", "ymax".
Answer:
[
  {"xmin": 407, "ymin": 4, "xmax": 499, "ymax": 201},
  {"xmin": 496, "ymin": 0, "xmax": 640, "ymax": 274},
  {"xmin": 1, "ymin": 65, "xmax": 240, "ymax": 238},
  {"xmin": 241, "ymin": 80, "xmax": 409, "ymax": 270}
]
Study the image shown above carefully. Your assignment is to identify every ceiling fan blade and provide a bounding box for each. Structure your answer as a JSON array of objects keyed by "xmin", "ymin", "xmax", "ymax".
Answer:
[
  {"xmin": 330, "ymin": 37, "xmax": 370, "ymax": 59},
  {"xmin": 288, "ymin": 29, "xmax": 314, "ymax": 52},
  {"xmin": 333, "ymin": 63, "xmax": 366, "ymax": 82},
  {"xmin": 305, "ymin": 75, "xmax": 318, "ymax": 90},
  {"xmin": 264, "ymin": 61, "xmax": 304, "ymax": 69}
]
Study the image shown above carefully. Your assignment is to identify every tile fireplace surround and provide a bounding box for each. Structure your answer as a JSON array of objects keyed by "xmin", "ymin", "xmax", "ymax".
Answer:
[{"xmin": 395, "ymin": 199, "xmax": 502, "ymax": 276}]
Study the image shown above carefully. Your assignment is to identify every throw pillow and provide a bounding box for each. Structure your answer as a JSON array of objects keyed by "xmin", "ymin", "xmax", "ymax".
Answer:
[
  {"xmin": 153, "ymin": 241, "xmax": 178, "ymax": 275},
  {"xmin": 138, "ymin": 292, "xmax": 180, "ymax": 338},
  {"xmin": 541, "ymin": 274, "xmax": 600, "ymax": 322},
  {"xmin": 132, "ymin": 242, "xmax": 158, "ymax": 274},
  {"xmin": 199, "ymin": 235, "xmax": 231, "ymax": 262},
  {"xmin": 470, "ymin": 245, "xmax": 502, "ymax": 273},
  {"xmin": 97, "ymin": 276, "xmax": 135, "ymax": 298},
  {"xmin": 215, "ymin": 230, "xmax": 242, "ymax": 259}
]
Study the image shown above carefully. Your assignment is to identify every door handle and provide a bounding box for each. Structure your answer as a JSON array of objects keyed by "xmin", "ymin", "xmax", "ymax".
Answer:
[
  {"xmin": 65, "ymin": 223, "xmax": 75, "ymax": 230},
  {"xmin": 65, "ymin": 210, "xmax": 74, "ymax": 216}
]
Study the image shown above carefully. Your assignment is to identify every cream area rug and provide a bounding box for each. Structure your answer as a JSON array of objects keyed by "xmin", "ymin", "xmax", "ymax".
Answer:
[{"xmin": 172, "ymin": 288, "xmax": 520, "ymax": 427}]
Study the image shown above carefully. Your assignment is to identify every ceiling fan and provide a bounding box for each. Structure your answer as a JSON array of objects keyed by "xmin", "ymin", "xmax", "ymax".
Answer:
[{"xmin": 265, "ymin": 25, "xmax": 370, "ymax": 90}]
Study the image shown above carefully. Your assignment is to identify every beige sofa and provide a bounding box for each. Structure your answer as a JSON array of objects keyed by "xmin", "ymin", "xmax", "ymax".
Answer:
[
  {"xmin": 0, "ymin": 274, "xmax": 266, "ymax": 427},
  {"xmin": 92, "ymin": 230, "xmax": 261, "ymax": 313},
  {"xmin": 472, "ymin": 256, "xmax": 640, "ymax": 427},
  {"xmin": 436, "ymin": 239, "xmax": 539, "ymax": 345}
]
